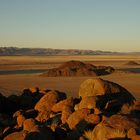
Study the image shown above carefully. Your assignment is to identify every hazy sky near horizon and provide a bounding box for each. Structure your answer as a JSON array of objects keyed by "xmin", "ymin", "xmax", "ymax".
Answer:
[{"xmin": 0, "ymin": 0, "xmax": 140, "ymax": 52}]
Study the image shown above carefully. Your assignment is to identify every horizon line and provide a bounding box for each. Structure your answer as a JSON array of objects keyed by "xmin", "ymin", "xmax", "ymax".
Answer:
[{"xmin": 0, "ymin": 46, "xmax": 140, "ymax": 53}]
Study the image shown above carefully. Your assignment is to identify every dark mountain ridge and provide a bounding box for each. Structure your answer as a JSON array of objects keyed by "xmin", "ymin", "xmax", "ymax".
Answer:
[{"xmin": 0, "ymin": 47, "xmax": 139, "ymax": 56}]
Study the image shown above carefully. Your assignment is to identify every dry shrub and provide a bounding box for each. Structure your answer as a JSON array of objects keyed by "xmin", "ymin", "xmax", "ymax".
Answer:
[
  {"xmin": 83, "ymin": 130, "xmax": 95, "ymax": 140},
  {"xmin": 109, "ymin": 129, "xmax": 126, "ymax": 139}
]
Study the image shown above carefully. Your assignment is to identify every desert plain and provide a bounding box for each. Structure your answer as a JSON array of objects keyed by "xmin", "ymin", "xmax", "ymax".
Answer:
[{"xmin": 0, "ymin": 55, "xmax": 140, "ymax": 100}]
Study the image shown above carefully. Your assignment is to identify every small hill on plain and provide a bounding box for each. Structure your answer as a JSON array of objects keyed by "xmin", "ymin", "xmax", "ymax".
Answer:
[
  {"xmin": 125, "ymin": 61, "xmax": 140, "ymax": 66},
  {"xmin": 41, "ymin": 60, "xmax": 114, "ymax": 77}
]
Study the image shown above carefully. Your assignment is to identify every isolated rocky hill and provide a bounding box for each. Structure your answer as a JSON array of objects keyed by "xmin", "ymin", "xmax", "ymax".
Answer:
[
  {"xmin": 41, "ymin": 60, "xmax": 115, "ymax": 76},
  {"xmin": 0, "ymin": 47, "xmax": 121, "ymax": 56},
  {"xmin": 0, "ymin": 78, "xmax": 140, "ymax": 140},
  {"xmin": 125, "ymin": 61, "xmax": 140, "ymax": 66}
]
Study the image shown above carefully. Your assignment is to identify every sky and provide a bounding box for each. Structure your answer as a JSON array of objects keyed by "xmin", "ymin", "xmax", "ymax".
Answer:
[{"xmin": 0, "ymin": 0, "xmax": 140, "ymax": 52}]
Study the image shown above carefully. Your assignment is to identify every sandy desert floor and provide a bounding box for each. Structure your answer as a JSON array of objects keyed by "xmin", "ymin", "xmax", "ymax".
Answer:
[{"xmin": 0, "ymin": 55, "xmax": 140, "ymax": 100}]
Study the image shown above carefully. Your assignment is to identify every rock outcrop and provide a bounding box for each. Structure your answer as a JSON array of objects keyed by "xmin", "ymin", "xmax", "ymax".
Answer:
[
  {"xmin": 79, "ymin": 78, "xmax": 135, "ymax": 114},
  {"xmin": 4, "ymin": 131, "xmax": 28, "ymax": 140},
  {"xmin": 35, "ymin": 90, "xmax": 66, "ymax": 112},
  {"xmin": 35, "ymin": 90, "xmax": 66, "ymax": 122},
  {"xmin": 41, "ymin": 60, "xmax": 114, "ymax": 77},
  {"xmin": 67, "ymin": 109, "xmax": 91, "ymax": 130},
  {"xmin": 125, "ymin": 61, "xmax": 140, "ymax": 66},
  {"xmin": 51, "ymin": 97, "xmax": 74, "ymax": 113}
]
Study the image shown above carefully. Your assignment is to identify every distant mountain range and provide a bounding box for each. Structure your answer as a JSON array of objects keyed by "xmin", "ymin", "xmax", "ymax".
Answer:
[{"xmin": 0, "ymin": 47, "xmax": 139, "ymax": 56}]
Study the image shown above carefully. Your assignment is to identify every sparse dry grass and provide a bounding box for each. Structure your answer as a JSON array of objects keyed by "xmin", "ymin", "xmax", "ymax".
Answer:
[
  {"xmin": 83, "ymin": 129, "xmax": 126, "ymax": 140},
  {"xmin": 83, "ymin": 130, "xmax": 95, "ymax": 140},
  {"xmin": 109, "ymin": 129, "xmax": 126, "ymax": 139}
]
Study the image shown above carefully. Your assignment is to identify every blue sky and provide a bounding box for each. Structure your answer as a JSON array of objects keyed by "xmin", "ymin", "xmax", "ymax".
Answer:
[{"xmin": 0, "ymin": 0, "xmax": 140, "ymax": 51}]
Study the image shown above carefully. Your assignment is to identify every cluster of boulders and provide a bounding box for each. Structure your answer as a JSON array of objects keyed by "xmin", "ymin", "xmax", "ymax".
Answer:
[
  {"xmin": 0, "ymin": 78, "xmax": 140, "ymax": 140},
  {"xmin": 41, "ymin": 60, "xmax": 114, "ymax": 76}
]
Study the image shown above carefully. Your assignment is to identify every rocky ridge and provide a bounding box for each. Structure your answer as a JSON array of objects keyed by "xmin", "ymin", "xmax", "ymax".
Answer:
[{"xmin": 0, "ymin": 47, "xmax": 120, "ymax": 56}]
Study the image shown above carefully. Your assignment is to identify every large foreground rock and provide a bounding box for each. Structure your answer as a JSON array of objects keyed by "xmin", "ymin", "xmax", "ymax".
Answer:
[
  {"xmin": 35, "ymin": 90, "xmax": 66, "ymax": 112},
  {"xmin": 61, "ymin": 106, "xmax": 74, "ymax": 124},
  {"xmin": 23, "ymin": 118, "xmax": 39, "ymax": 132},
  {"xmin": 77, "ymin": 96, "xmax": 97, "ymax": 110},
  {"xmin": 51, "ymin": 97, "xmax": 74, "ymax": 113},
  {"xmin": 35, "ymin": 90, "xmax": 66, "ymax": 122},
  {"xmin": 79, "ymin": 78, "xmax": 135, "ymax": 113},
  {"xmin": 4, "ymin": 131, "xmax": 28, "ymax": 140},
  {"xmin": 79, "ymin": 78, "xmax": 134, "ymax": 98},
  {"xmin": 67, "ymin": 109, "xmax": 91, "ymax": 130}
]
